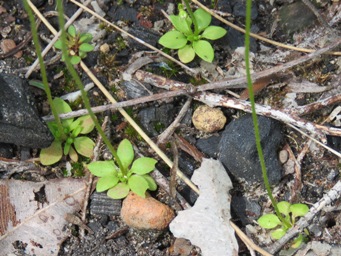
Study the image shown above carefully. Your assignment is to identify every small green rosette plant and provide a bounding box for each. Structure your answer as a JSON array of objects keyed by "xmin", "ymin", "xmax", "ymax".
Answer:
[
  {"xmin": 159, "ymin": 4, "xmax": 227, "ymax": 63},
  {"xmin": 258, "ymin": 201, "xmax": 309, "ymax": 248},
  {"xmin": 87, "ymin": 139, "xmax": 157, "ymax": 199},
  {"xmin": 54, "ymin": 25, "xmax": 94, "ymax": 65},
  {"xmin": 40, "ymin": 98, "xmax": 95, "ymax": 165}
]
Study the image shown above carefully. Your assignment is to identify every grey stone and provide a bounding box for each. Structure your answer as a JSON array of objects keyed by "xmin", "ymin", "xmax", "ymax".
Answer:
[
  {"xmin": 218, "ymin": 114, "xmax": 283, "ymax": 184},
  {"xmin": 0, "ymin": 73, "xmax": 53, "ymax": 148},
  {"xmin": 231, "ymin": 196, "xmax": 261, "ymax": 225}
]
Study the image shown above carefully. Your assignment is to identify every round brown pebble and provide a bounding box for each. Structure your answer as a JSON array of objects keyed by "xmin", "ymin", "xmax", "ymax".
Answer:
[
  {"xmin": 121, "ymin": 192, "xmax": 175, "ymax": 230},
  {"xmin": 192, "ymin": 105, "xmax": 227, "ymax": 133}
]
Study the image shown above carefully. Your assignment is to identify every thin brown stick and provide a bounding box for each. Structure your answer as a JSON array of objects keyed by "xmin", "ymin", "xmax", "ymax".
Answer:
[{"xmin": 170, "ymin": 140, "xmax": 178, "ymax": 199}]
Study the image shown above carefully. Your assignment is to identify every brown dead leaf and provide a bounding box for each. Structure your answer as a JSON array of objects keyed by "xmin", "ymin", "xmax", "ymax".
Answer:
[
  {"xmin": 0, "ymin": 178, "xmax": 87, "ymax": 255},
  {"xmin": 0, "ymin": 39, "xmax": 22, "ymax": 58}
]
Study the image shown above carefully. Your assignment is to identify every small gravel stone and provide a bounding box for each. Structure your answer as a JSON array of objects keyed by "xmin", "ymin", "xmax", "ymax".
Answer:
[
  {"xmin": 192, "ymin": 105, "xmax": 227, "ymax": 133},
  {"xmin": 121, "ymin": 192, "xmax": 175, "ymax": 230}
]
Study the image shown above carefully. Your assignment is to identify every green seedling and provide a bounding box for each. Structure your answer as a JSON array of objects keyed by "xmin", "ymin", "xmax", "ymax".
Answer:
[
  {"xmin": 88, "ymin": 139, "xmax": 157, "ymax": 199},
  {"xmin": 158, "ymin": 3, "xmax": 227, "ymax": 63},
  {"xmin": 54, "ymin": 25, "xmax": 94, "ymax": 65},
  {"xmin": 40, "ymin": 98, "xmax": 95, "ymax": 165},
  {"xmin": 258, "ymin": 201, "xmax": 309, "ymax": 248}
]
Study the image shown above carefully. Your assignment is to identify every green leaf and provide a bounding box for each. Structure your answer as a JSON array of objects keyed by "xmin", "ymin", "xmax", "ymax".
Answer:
[
  {"xmin": 193, "ymin": 40, "xmax": 214, "ymax": 62},
  {"xmin": 54, "ymin": 39, "xmax": 63, "ymax": 50},
  {"xmin": 117, "ymin": 139, "xmax": 134, "ymax": 170},
  {"xmin": 69, "ymin": 118, "xmax": 81, "ymax": 132},
  {"xmin": 291, "ymin": 234, "xmax": 304, "ymax": 248},
  {"xmin": 64, "ymin": 140, "xmax": 72, "ymax": 155},
  {"xmin": 68, "ymin": 25, "xmax": 77, "ymax": 37},
  {"xmin": 271, "ymin": 228, "xmax": 286, "ymax": 240},
  {"xmin": 73, "ymin": 136, "xmax": 94, "ymax": 157},
  {"xmin": 70, "ymin": 55, "xmax": 81, "ymax": 65},
  {"xmin": 141, "ymin": 174, "xmax": 157, "ymax": 191},
  {"xmin": 159, "ymin": 31, "xmax": 187, "ymax": 49},
  {"xmin": 201, "ymin": 26, "xmax": 227, "ymax": 40},
  {"xmin": 107, "ymin": 182, "xmax": 130, "ymax": 199},
  {"xmin": 69, "ymin": 146, "xmax": 78, "ymax": 162},
  {"xmin": 278, "ymin": 201, "xmax": 291, "ymax": 216},
  {"xmin": 257, "ymin": 214, "xmax": 281, "ymax": 229},
  {"xmin": 128, "ymin": 175, "xmax": 149, "ymax": 198},
  {"xmin": 28, "ymin": 80, "xmax": 46, "ymax": 90},
  {"xmin": 40, "ymin": 140, "xmax": 63, "ymax": 165},
  {"xmin": 52, "ymin": 98, "xmax": 73, "ymax": 128},
  {"xmin": 130, "ymin": 157, "xmax": 157, "ymax": 175},
  {"xmin": 96, "ymin": 176, "xmax": 119, "ymax": 192},
  {"xmin": 77, "ymin": 115, "xmax": 95, "ymax": 134},
  {"xmin": 169, "ymin": 15, "xmax": 192, "ymax": 35},
  {"xmin": 79, "ymin": 43, "xmax": 94, "ymax": 53},
  {"xmin": 178, "ymin": 44, "xmax": 195, "ymax": 63},
  {"xmin": 290, "ymin": 204, "xmax": 309, "ymax": 218},
  {"xmin": 194, "ymin": 8, "xmax": 211, "ymax": 32},
  {"xmin": 87, "ymin": 160, "xmax": 117, "ymax": 177},
  {"xmin": 79, "ymin": 33, "xmax": 93, "ymax": 43}
]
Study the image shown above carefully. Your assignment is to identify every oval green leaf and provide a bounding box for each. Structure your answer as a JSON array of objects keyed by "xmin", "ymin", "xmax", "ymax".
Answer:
[
  {"xmin": 79, "ymin": 33, "xmax": 93, "ymax": 43},
  {"xmin": 130, "ymin": 157, "xmax": 157, "ymax": 175},
  {"xmin": 40, "ymin": 140, "xmax": 63, "ymax": 165},
  {"xmin": 169, "ymin": 15, "xmax": 192, "ymax": 35},
  {"xmin": 201, "ymin": 26, "xmax": 227, "ymax": 40},
  {"xmin": 278, "ymin": 201, "xmax": 291, "ymax": 216},
  {"xmin": 141, "ymin": 174, "xmax": 157, "ymax": 191},
  {"xmin": 87, "ymin": 160, "xmax": 117, "ymax": 177},
  {"xmin": 290, "ymin": 203, "xmax": 309, "ymax": 218},
  {"xmin": 128, "ymin": 175, "xmax": 149, "ymax": 198},
  {"xmin": 70, "ymin": 55, "xmax": 81, "ymax": 65},
  {"xmin": 73, "ymin": 136, "xmax": 95, "ymax": 157},
  {"xmin": 79, "ymin": 43, "xmax": 94, "ymax": 53},
  {"xmin": 77, "ymin": 115, "xmax": 95, "ymax": 134},
  {"xmin": 96, "ymin": 176, "xmax": 119, "ymax": 192},
  {"xmin": 178, "ymin": 44, "xmax": 195, "ymax": 63},
  {"xmin": 257, "ymin": 214, "xmax": 281, "ymax": 229},
  {"xmin": 117, "ymin": 139, "xmax": 134, "ymax": 170},
  {"xmin": 54, "ymin": 39, "xmax": 63, "ymax": 50},
  {"xmin": 107, "ymin": 182, "xmax": 130, "ymax": 199},
  {"xmin": 68, "ymin": 25, "xmax": 77, "ymax": 37},
  {"xmin": 69, "ymin": 146, "xmax": 78, "ymax": 162},
  {"xmin": 193, "ymin": 40, "xmax": 214, "ymax": 63},
  {"xmin": 194, "ymin": 8, "xmax": 211, "ymax": 32},
  {"xmin": 159, "ymin": 31, "xmax": 187, "ymax": 49},
  {"xmin": 271, "ymin": 228, "xmax": 286, "ymax": 240}
]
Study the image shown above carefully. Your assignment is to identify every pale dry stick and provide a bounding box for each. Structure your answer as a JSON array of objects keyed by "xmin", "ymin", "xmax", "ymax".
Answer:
[
  {"xmin": 25, "ymin": 0, "xmax": 92, "ymax": 78},
  {"xmin": 69, "ymin": 0, "xmax": 197, "ymax": 75},
  {"xmin": 170, "ymin": 140, "xmax": 179, "ymax": 199},
  {"xmin": 287, "ymin": 123, "xmax": 341, "ymax": 159},
  {"xmin": 28, "ymin": 1, "xmax": 200, "ymax": 194},
  {"xmin": 191, "ymin": 0, "xmax": 341, "ymax": 56},
  {"xmin": 195, "ymin": 92, "xmax": 341, "ymax": 140},
  {"xmin": 267, "ymin": 180, "xmax": 341, "ymax": 254},
  {"xmin": 158, "ymin": 98, "xmax": 192, "ymax": 145},
  {"xmin": 229, "ymin": 221, "xmax": 273, "ymax": 256}
]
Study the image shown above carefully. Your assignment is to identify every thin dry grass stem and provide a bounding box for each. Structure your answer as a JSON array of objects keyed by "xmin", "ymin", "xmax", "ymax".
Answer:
[
  {"xmin": 229, "ymin": 221, "xmax": 273, "ymax": 256},
  {"xmin": 157, "ymin": 98, "xmax": 192, "ymax": 145},
  {"xmin": 267, "ymin": 180, "xmax": 341, "ymax": 254},
  {"xmin": 25, "ymin": 0, "xmax": 92, "ymax": 78},
  {"xmin": 191, "ymin": 0, "xmax": 341, "ymax": 56},
  {"xmin": 170, "ymin": 140, "xmax": 178, "ymax": 199},
  {"xmin": 69, "ymin": 0, "xmax": 197, "ymax": 75},
  {"xmin": 27, "ymin": 0, "xmax": 199, "ymax": 195}
]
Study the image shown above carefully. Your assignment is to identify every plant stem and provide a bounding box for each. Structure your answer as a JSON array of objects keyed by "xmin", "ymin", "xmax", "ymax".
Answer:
[
  {"xmin": 55, "ymin": 0, "xmax": 125, "ymax": 174},
  {"xmin": 183, "ymin": 0, "xmax": 199, "ymax": 36},
  {"xmin": 23, "ymin": 0, "xmax": 66, "ymax": 141},
  {"xmin": 244, "ymin": 0, "xmax": 291, "ymax": 228}
]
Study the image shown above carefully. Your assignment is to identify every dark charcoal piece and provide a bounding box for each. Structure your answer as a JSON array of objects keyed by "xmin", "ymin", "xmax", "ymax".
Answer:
[
  {"xmin": 218, "ymin": 114, "xmax": 283, "ymax": 185},
  {"xmin": 90, "ymin": 192, "xmax": 122, "ymax": 216},
  {"xmin": 0, "ymin": 73, "xmax": 53, "ymax": 148},
  {"xmin": 128, "ymin": 27, "xmax": 160, "ymax": 50},
  {"xmin": 231, "ymin": 195, "xmax": 261, "ymax": 225}
]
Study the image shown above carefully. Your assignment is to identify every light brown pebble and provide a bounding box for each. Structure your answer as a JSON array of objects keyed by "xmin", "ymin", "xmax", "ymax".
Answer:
[
  {"xmin": 99, "ymin": 43, "xmax": 110, "ymax": 53},
  {"xmin": 121, "ymin": 192, "xmax": 175, "ymax": 230},
  {"xmin": 192, "ymin": 105, "xmax": 227, "ymax": 133},
  {"xmin": 0, "ymin": 39, "xmax": 22, "ymax": 58},
  {"xmin": 170, "ymin": 238, "xmax": 193, "ymax": 256}
]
